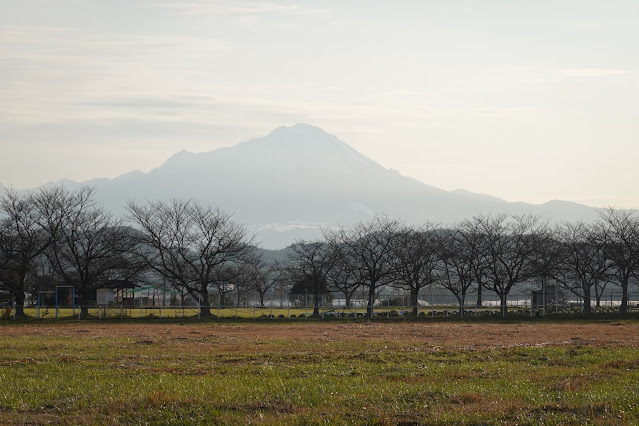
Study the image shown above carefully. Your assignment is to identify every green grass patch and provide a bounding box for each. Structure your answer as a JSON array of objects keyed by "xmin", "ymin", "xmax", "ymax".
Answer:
[{"xmin": 1, "ymin": 325, "xmax": 638, "ymax": 424}]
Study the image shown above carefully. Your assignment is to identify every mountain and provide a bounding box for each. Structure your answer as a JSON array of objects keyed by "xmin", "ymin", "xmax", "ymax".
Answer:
[{"xmin": 8, "ymin": 124, "xmax": 602, "ymax": 248}]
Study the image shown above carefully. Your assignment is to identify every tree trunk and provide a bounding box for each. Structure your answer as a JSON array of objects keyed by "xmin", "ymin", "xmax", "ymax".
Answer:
[
  {"xmin": 259, "ymin": 292, "xmax": 265, "ymax": 308},
  {"xmin": 540, "ymin": 277, "xmax": 546, "ymax": 315},
  {"xmin": 410, "ymin": 290, "xmax": 419, "ymax": 316},
  {"xmin": 475, "ymin": 285, "xmax": 483, "ymax": 307},
  {"xmin": 14, "ymin": 291, "xmax": 26, "ymax": 318},
  {"xmin": 582, "ymin": 284, "xmax": 592, "ymax": 314},
  {"xmin": 12, "ymin": 272, "xmax": 28, "ymax": 318},
  {"xmin": 453, "ymin": 292, "xmax": 463, "ymax": 316},
  {"xmin": 312, "ymin": 294, "xmax": 320, "ymax": 317},
  {"xmin": 344, "ymin": 292, "xmax": 352, "ymax": 308},
  {"xmin": 367, "ymin": 285, "xmax": 376, "ymax": 318},
  {"xmin": 594, "ymin": 283, "xmax": 607, "ymax": 309},
  {"xmin": 199, "ymin": 290, "xmax": 213, "ymax": 317},
  {"xmin": 78, "ymin": 292, "xmax": 91, "ymax": 316},
  {"xmin": 499, "ymin": 293, "xmax": 508, "ymax": 316},
  {"xmin": 620, "ymin": 276, "xmax": 629, "ymax": 313}
]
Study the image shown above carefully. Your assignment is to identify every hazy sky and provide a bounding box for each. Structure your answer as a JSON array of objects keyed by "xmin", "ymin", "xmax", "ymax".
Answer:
[{"xmin": 1, "ymin": 1, "xmax": 638, "ymax": 208}]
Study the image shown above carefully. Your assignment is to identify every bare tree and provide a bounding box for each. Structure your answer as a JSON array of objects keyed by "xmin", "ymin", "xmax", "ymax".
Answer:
[
  {"xmin": 528, "ymin": 224, "xmax": 565, "ymax": 314},
  {"xmin": 390, "ymin": 223, "xmax": 440, "ymax": 315},
  {"xmin": 0, "ymin": 190, "xmax": 55, "ymax": 316},
  {"xmin": 326, "ymin": 257, "xmax": 361, "ymax": 308},
  {"xmin": 327, "ymin": 215, "xmax": 401, "ymax": 318},
  {"xmin": 231, "ymin": 265, "xmax": 254, "ymax": 308},
  {"xmin": 436, "ymin": 225, "xmax": 482, "ymax": 316},
  {"xmin": 599, "ymin": 208, "xmax": 639, "ymax": 313},
  {"xmin": 556, "ymin": 222, "xmax": 611, "ymax": 313},
  {"xmin": 475, "ymin": 214, "xmax": 545, "ymax": 315},
  {"xmin": 127, "ymin": 199, "xmax": 254, "ymax": 317},
  {"xmin": 237, "ymin": 257, "xmax": 282, "ymax": 308},
  {"xmin": 285, "ymin": 240, "xmax": 337, "ymax": 316},
  {"xmin": 37, "ymin": 186, "xmax": 143, "ymax": 315},
  {"xmin": 210, "ymin": 263, "xmax": 240, "ymax": 308}
]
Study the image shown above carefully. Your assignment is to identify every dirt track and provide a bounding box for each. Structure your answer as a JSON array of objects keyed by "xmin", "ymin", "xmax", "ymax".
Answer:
[{"xmin": 2, "ymin": 321, "xmax": 638, "ymax": 350}]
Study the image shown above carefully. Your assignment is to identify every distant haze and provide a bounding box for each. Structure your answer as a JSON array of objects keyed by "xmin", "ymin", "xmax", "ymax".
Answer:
[
  {"xmin": 1, "ymin": 1, "xmax": 638, "ymax": 208},
  {"xmin": 18, "ymin": 123, "xmax": 606, "ymax": 249}
]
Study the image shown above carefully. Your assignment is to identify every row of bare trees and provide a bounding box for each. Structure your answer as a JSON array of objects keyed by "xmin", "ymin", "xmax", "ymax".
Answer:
[
  {"xmin": 1, "ymin": 185, "xmax": 638, "ymax": 318},
  {"xmin": 0, "ymin": 186, "xmax": 147, "ymax": 317},
  {"xmin": 287, "ymin": 210, "xmax": 639, "ymax": 316},
  {"xmin": 0, "ymin": 187, "xmax": 258, "ymax": 317}
]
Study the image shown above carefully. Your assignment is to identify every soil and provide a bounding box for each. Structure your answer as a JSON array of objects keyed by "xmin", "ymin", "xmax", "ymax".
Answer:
[{"xmin": 2, "ymin": 321, "xmax": 638, "ymax": 350}]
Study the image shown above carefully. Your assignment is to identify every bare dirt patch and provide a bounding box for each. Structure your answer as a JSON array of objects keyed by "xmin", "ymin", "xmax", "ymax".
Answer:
[{"xmin": 2, "ymin": 321, "xmax": 639, "ymax": 350}]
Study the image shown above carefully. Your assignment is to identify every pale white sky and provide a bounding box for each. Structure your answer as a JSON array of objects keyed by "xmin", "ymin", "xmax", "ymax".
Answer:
[{"xmin": 1, "ymin": 0, "xmax": 638, "ymax": 208}]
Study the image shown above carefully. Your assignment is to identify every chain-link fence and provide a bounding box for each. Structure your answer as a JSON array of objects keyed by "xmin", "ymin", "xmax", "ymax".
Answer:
[{"xmin": 3, "ymin": 286, "xmax": 638, "ymax": 319}]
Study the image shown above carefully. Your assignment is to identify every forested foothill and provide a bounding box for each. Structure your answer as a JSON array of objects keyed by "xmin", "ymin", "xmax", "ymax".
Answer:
[{"xmin": 1, "ymin": 185, "xmax": 639, "ymax": 320}]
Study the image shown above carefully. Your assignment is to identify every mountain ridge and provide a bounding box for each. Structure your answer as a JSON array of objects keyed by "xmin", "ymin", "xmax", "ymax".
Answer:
[{"xmin": 1, "ymin": 124, "xmax": 603, "ymax": 248}]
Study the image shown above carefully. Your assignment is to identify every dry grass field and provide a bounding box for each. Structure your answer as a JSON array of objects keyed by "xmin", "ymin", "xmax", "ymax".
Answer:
[
  {"xmin": 4, "ymin": 320, "xmax": 639, "ymax": 348},
  {"xmin": 2, "ymin": 319, "xmax": 639, "ymax": 424}
]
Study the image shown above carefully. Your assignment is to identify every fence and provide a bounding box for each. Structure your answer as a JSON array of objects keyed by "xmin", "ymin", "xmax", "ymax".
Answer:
[{"xmin": 3, "ymin": 287, "xmax": 638, "ymax": 319}]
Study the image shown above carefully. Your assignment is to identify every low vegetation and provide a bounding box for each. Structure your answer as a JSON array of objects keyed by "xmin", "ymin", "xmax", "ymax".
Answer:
[{"xmin": 1, "ymin": 321, "xmax": 639, "ymax": 424}]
